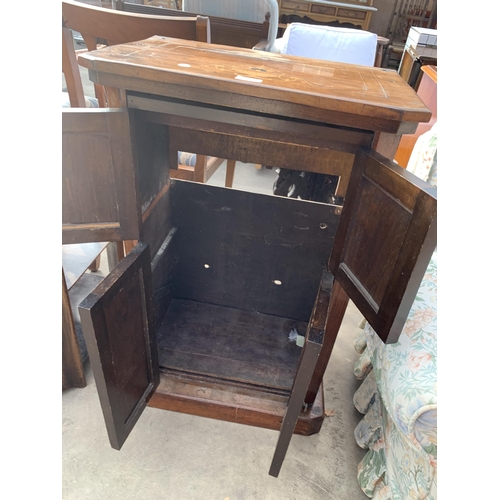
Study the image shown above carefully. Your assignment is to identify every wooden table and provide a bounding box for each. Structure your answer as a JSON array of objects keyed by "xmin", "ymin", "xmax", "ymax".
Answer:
[
  {"xmin": 79, "ymin": 36, "xmax": 429, "ymax": 196},
  {"xmin": 72, "ymin": 37, "xmax": 433, "ymax": 474}
]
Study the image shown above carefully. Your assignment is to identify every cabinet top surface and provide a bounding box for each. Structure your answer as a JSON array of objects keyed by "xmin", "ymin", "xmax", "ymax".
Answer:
[{"xmin": 79, "ymin": 36, "xmax": 430, "ymax": 130}]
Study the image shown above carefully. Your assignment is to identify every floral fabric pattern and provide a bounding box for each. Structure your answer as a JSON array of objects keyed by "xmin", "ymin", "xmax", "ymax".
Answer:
[
  {"xmin": 353, "ymin": 120, "xmax": 437, "ymax": 500},
  {"xmin": 62, "ymin": 91, "xmax": 99, "ymax": 108},
  {"xmin": 406, "ymin": 123, "xmax": 437, "ymax": 187},
  {"xmin": 353, "ymin": 253, "xmax": 437, "ymax": 499}
]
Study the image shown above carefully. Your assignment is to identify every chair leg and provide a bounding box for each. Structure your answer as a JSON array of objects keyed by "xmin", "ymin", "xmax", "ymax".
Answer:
[
  {"xmin": 225, "ymin": 160, "xmax": 236, "ymax": 188},
  {"xmin": 88, "ymin": 255, "xmax": 101, "ymax": 272}
]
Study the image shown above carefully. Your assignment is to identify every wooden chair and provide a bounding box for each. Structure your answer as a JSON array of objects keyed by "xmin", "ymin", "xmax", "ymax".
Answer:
[
  {"xmin": 117, "ymin": 0, "xmax": 276, "ymax": 183},
  {"xmin": 174, "ymin": 152, "xmax": 237, "ymax": 188},
  {"xmin": 62, "ymin": 0, "xmax": 235, "ymax": 188},
  {"xmin": 117, "ymin": 0, "xmax": 273, "ymax": 50},
  {"xmin": 62, "ymin": 0, "xmax": 210, "ymax": 107}
]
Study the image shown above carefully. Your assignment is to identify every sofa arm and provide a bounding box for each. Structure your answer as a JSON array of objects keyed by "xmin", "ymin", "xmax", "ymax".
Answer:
[{"xmin": 364, "ymin": 251, "xmax": 437, "ymax": 458}]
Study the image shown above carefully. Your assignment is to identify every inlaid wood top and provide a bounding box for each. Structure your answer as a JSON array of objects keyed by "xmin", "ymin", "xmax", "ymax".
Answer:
[{"xmin": 79, "ymin": 36, "xmax": 431, "ymax": 133}]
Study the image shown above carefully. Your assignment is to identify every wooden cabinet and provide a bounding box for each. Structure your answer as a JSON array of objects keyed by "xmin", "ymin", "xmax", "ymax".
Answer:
[
  {"xmin": 65, "ymin": 37, "xmax": 436, "ymax": 476},
  {"xmin": 278, "ymin": 0, "xmax": 377, "ymax": 30},
  {"xmin": 399, "ymin": 45, "xmax": 437, "ymax": 89}
]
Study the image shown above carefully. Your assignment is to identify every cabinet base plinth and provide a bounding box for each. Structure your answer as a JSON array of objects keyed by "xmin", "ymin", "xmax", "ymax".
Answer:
[{"xmin": 148, "ymin": 370, "xmax": 325, "ymax": 435}]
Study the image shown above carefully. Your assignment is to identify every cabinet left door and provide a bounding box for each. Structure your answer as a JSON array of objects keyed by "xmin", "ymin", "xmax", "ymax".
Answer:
[
  {"xmin": 62, "ymin": 108, "xmax": 142, "ymax": 245},
  {"xmin": 79, "ymin": 242, "xmax": 160, "ymax": 450}
]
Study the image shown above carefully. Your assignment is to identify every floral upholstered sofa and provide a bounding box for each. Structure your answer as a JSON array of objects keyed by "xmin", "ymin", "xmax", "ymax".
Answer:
[{"xmin": 352, "ymin": 124, "xmax": 437, "ymax": 499}]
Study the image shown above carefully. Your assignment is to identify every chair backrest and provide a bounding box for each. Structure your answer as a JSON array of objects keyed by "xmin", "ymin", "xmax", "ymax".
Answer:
[
  {"xmin": 62, "ymin": 25, "xmax": 86, "ymax": 107},
  {"xmin": 117, "ymin": 1, "xmax": 271, "ymax": 50},
  {"xmin": 62, "ymin": 0, "xmax": 210, "ymax": 106},
  {"xmin": 279, "ymin": 23, "xmax": 378, "ymax": 67},
  {"xmin": 183, "ymin": 0, "xmax": 278, "ymax": 50},
  {"xmin": 62, "ymin": 0, "xmax": 210, "ymax": 49}
]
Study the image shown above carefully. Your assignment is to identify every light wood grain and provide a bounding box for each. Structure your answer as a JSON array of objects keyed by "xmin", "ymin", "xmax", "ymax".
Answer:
[{"xmin": 78, "ymin": 36, "xmax": 431, "ymax": 134}]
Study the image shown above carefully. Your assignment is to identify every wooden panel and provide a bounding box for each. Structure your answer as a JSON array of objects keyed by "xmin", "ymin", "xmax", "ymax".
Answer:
[
  {"xmin": 169, "ymin": 180, "xmax": 340, "ymax": 321},
  {"xmin": 156, "ymin": 299, "xmax": 306, "ymax": 391},
  {"xmin": 79, "ymin": 243, "xmax": 159, "ymax": 450},
  {"xmin": 337, "ymin": 8, "xmax": 366, "ymax": 20},
  {"xmin": 129, "ymin": 95, "xmax": 374, "ymax": 152},
  {"xmin": 128, "ymin": 113, "xmax": 173, "ymax": 258},
  {"xmin": 282, "ymin": 0, "xmax": 310, "ymax": 12},
  {"xmin": 117, "ymin": 2, "xmax": 270, "ymax": 49},
  {"xmin": 311, "ymin": 5, "xmax": 337, "ymax": 15},
  {"xmin": 148, "ymin": 371, "xmax": 325, "ymax": 435},
  {"xmin": 62, "ymin": 109, "xmax": 141, "ymax": 244},
  {"xmin": 169, "ymin": 126, "xmax": 356, "ymax": 178},
  {"xmin": 78, "ymin": 36, "xmax": 431, "ymax": 134},
  {"xmin": 329, "ymin": 148, "xmax": 437, "ymax": 344},
  {"xmin": 269, "ymin": 271, "xmax": 333, "ymax": 477}
]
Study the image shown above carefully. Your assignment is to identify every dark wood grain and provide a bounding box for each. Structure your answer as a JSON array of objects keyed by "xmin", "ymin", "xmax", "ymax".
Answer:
[
  {"xmin": 62, "ymin": 109, "xmax": 141, "ymax": 244},
  {"xmin": 169, "ymin": 180, "xmax": 340, "ymax": 321},
  {"xmin": 305, "ymin": 279, "xmax": 349, "ymax": 403},
  {"xmin": 269, "ymin": 271, "xmax": 333, "ymax": 477},
  {"xmin": 329, "ymin": 148, "xmax": 437, "ymax": 344},
  {"xmin": 64, "ymin": 29, "xmax": 437, "ymax": 472},
  {"xmin": 156, "ymin": 299, "xmax": 306, "ymax": 391},
  {"xmin": 148, "ymin": 371, "xmax": 325, "ymax": 436},
  {"xmin": 78, "ymin": 36, "xmax": 431, "ymax": 134},
  {"xmin": 79, "ymin": 243, "xmax": 159, "ymax": 450},
  {"xmin": 129, "ymin": 113, "xmax": 172, "ymax": 257}
]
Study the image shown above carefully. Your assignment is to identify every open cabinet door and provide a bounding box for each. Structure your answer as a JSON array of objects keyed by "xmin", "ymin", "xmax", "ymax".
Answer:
[
  {"xmin": 269, "ymin": 147, "xmax": 437, "ymax": 477},
  {"xmin": 79, "ymin": 243, "xmax": 159, "ymax": 450},
  {"xmin": 62, "ymin": 108, "xmax": 141, "ymax": 245},
  {"xmin": 329, "ymin": 147, "xmax": 437, "ymax": 344}
]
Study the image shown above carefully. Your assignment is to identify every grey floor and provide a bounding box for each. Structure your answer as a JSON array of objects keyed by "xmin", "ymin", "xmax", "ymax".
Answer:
[{"xmin": 62, "ymin": 63, "xmax": 369, "ymax": 500}]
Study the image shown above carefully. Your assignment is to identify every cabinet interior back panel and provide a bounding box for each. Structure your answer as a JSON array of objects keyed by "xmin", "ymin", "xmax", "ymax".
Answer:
[{"xmin": 169, "ymin": 180, "xmax": 340, "ymax": 322}]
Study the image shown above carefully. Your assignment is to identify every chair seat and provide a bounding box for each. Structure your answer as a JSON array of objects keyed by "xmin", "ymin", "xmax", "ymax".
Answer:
[
  {"xmin": 272, "ymin": 23, "xmax": 377, "ymax": 66},
  {"xmin": 177, "ymin": 151, "xmax": 214, "ymax": 167},
  {"xmin": 62, "ymin": 91, "xmax": 99, "ymax": 108}
]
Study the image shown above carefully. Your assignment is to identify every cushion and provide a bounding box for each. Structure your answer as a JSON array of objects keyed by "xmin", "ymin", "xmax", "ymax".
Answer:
[
  {"xmin": 278, "ymin": 23, "xmax": 377, "ymax": 66},
  {"xmin": 178, "ymin": 151, "xmax": 198, "ymax": 167},
  {"xmin": 362, "ymin": 251, "xmax": 438, "ymax": 459},
  {"xmin": 62, "ymin": 91, "xmax": 99, "ymax": 109}
]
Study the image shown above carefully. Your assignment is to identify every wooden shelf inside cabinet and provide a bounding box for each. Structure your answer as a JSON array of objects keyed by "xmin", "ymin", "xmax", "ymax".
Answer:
[{"xmin": 72, "ymin": 37, "xmax": 435, "ymax": 476}]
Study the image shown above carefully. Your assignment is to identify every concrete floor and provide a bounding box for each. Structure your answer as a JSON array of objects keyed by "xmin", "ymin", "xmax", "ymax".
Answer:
[{"xmin": 63, "ymin": 61, "xmax": 370, "ymax": 500}]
